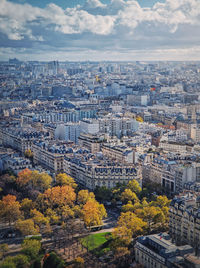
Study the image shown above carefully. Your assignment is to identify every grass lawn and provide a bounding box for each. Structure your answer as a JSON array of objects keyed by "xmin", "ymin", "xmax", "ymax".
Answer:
[{"xmin": 80, "ymin": 232, "xmax": 112, "ymax": 251}]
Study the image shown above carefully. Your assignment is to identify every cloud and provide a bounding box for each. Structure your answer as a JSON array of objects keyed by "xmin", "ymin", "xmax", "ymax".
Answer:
[{"xmin": 0, "ymin": 0, "xmax": 199, "ymax": 60}]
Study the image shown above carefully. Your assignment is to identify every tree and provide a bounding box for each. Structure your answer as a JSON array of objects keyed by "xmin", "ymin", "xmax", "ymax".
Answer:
[
  {"xmin": 31, "ymin": 171, "xmax": 52, "ymax": 192},
  {"xmin": 55, "ymin": 173, "xmax": 77, "ymax": 188},
  {"xmin": 24, "ymin": 149, "xmax": 33, "ymax": 159},
  {"xmin": 59, "ymin": 205, "xmax": 74, "ymax": 222},
  {"xmin": 15, "ymin": 219, "xmax": 39, "ymax": 236},
  {"xmin": 0, "ymin": 254, "xmax": 29, "ymax": 268},
  {"xmin": 127, "ymin": 180, "xmax": 142, "ymax": 194},
  {"xmin": 77, "ymin": 190, "xmax": 95, "ymax": 205},
  {"xmin": 0, "ymin": 195, "xmax": 21, "ymax": 226},
  {"xmin": 12, "ymin": 255, "xmax": 30, "ymax": 268},
  {"xmin": 122, "ymin": 201, "xmax": 135, "ymax": 212},
  {"xmin": 94, "ymin": 186, "xmax": 112, "ymax": 202},
  {"xmin": 45, "ymin": 208, "xmax": 59, "ymax": 224},
  {"xmin": 135, "ymin": 206, "xmax": 164, "ymax": 233},
  {"xmin": 16, "ymin": 168, "xmax": 32, "ymax": 187},
  {"xmin": 121, "ymin": 189, "xmax": 139, "ymax": 203},
  {"xmin": 0, "ymin": 244, "xmax": 9, "ymax": 259},
  {"xmin": 30, "ymin": 209, "xmax": 49, "ymax": 228},
  {"xmin": 113, "ymin": 212, "xmax": 146, "ymax": 244},
  {"xmin": 20, "ymin": 198, "xmax": 34, "ymax": 219},
  {"xmin": 82, "ymin": 200, "xmax": 107, "ymax": 227},
  {"xmin": 43, "ymin": 252, "xmax": 65, "ymax": 268},
  {"xmin": 21, "ymin": 239, "xmax": 41, "ymax": 260},
  {"xmin": 151, "ymin": 195, "xmax": 171, "ymax": 208},
  {"xmin": 42, "ymin": 185, "xmax": 76, "ymax": 208},
  {"xmin": 73, "ymin": 257, "xmax": 84, "ymax": 268},
  {"xmin": 16, "ymin": 169, "xmax": 52, "ymax": 192}
]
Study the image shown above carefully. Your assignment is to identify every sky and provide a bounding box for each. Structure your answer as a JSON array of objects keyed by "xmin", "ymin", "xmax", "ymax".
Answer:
[{"xmin": 0, "ymin": 0, "xmax": 200, "ymax": 61}]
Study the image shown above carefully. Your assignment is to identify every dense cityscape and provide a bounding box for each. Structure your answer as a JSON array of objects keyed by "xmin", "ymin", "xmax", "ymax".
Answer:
[{"xmin": 0, "ymin": 59, "xmax": 200, "ymax": 267}]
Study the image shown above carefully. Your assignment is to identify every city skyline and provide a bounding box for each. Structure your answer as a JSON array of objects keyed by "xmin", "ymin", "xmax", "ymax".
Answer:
[{"xmin": 0, "ymin": 0, "xmax": 200, "ymax": 61}]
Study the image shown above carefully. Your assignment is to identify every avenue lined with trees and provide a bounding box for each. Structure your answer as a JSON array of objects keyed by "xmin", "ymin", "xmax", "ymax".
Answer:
[{"xmin": 0, "ymin": 169, "xmax": 170, "ymax": 267}]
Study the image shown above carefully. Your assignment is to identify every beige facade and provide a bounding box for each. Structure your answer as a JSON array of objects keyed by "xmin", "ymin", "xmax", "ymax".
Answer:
[
  {"xmin": 169, "ymin": 193, "xmax": 200, "ymax": 247},
  {"xmin": 0, "ymin": 128, "xmax": 32, "ymax": 153},
  {"xmin": 102, "ymin": 144, "xmax": 133, "ymax": 164},
  {"xmin": 78, "ymin": 133, "xmax": 101, "ymax": 153},
  {"xmin": 32, "ymin": 143, "xmax": 64, "ymax": 174},
  {"xmin": 64, "ymin": 156, "xmax": 142, "ymax": 190}
]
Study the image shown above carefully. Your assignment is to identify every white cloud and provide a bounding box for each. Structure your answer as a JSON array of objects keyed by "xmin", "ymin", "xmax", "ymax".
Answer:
[{"xmin": 0, "ymin": 0, "xmax": 199, "ymax": 59}]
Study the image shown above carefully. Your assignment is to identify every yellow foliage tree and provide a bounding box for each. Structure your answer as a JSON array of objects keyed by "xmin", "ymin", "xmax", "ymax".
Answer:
[
  {"xmin": 30, "ymin": 209, "xmax": 49, "ymax": 228},
  {"xmin": 21, "ymin": 198, "xmax": 34, "ymax": 219},
  {"xmin": 77, "ymin": 190, "xmax": 95, "ymax": 205},
  {"xmin": 121, "ymin": 189, "xmax": 139, "ymax": 203},
  {"xmin": 113, "ymin": 212, "xmax": 146, "ymax": 244},
  {"xmin": 127, "ymin": 179, "xmax": 142, "ymax": 194},
  {"xmin": 15, "ymin": 219, "xmax": 39, "ymax": 236},
  {"xmin": 82, "ymin": 200, "xmax": 107, "ymax": 227},
  {"xmin": 55, "ymin": 173, "xmax": 77, "ymax": 188}
]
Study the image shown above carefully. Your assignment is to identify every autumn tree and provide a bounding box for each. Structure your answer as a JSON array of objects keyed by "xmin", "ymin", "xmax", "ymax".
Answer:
[
  {"xmin": 121, "ymin": 189, "xmax": 139, "ymax": 203},
  {"xmin": 0, "ymin": 195, "xmax": 21, "ymax": 226},
  {"xmin": 45, "ymin": 208, "xmax": 60, "ymax": 224},
  {"xmin": 15, "ymin": 219, "xmax": 39, "ymax": 236},
  {"xmin": 73, "ymin": 257, "xmax": 84, "ymax": 268},
  {"xmin": 24, "ymin": 149, "xmax": 33, "ymax": 159},
  {"xmin": 77, "ymin": 190, "xmax": 95, "ymax": 205},
  {"xmin": 16, "ymin": 169, "xmax": 52, "ymax": 192},
  {"xmin": 55, "ymin": 173, "xmax": 77, "ymax": 188},
  {"xmin": 42, "ymin": 185, "xmax": 76, "ymax": 208},
  {"xmin": 16, "ymin": 168, "xmax": 32, "ymax": 187},
  {"xmin": 31, "ymin": 171, "xmax": 52, "ymax": 192},
  {"xmin": 82, "ymin": 200, "xmax": 107, "ymax": 227},
  {"xmin": 20, "ymin": 198, "xmax": 34, "ymax": 219},
  {"xmin": 127, "ymin": 179, "xmax": 142, "ymax": 194},
  {"xmin": 122, "ymin": 201, "xmax": 135, "ymax": 212},
  {"xmin": 58, "ymin": 205, "xmax": 74, "ymax": 222},
  {"xmin": 113, "ymin": 212, "xmax": 146, "ymax": 244}
]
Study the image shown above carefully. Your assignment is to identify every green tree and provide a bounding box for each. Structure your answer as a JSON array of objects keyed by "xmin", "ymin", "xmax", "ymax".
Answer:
[
  {"xmin": 43, "ymin": 252, "xmax": 65, "ymax": 268},
  {"xmin": 0, "ymin": 244, "xmax": 8, "ymax": 259},
  {"xmin": 94, "ymin": 186, "xmax": 112, "ymax": 202},
  {"xmin": 0, "ymin": 254, "xmax": 29, "ymax": 268},
  {"xmin": 21, "ymin": 239, "xmax": 41, "ymax": 260}
]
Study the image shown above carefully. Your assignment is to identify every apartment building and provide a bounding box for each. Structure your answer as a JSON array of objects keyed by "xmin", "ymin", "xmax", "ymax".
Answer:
[
  {"xmin": 0, "ymin": 127, "xmax": 49, "ymax": 153},
  {"xmin": 102, "ymin": 144, "xmax": 134, "ymax": 164},
  {"xmin": 64, "ymin": 153, "xmax": 142, "ymax": 190},
  {"xmin": 78, "ymin": 133, "xmax": 103, "ymax": 154},
  {"xmin": 32, "ymin": 140, "xmax": 73, "ymax": 174},
  {"xmin": 169, "ymin": 192, "xmax": 200, "ymax": 248},
  {"xmin": 142, "ymin": 159, "xmax": 176, "ymax": 193},
  {"xmin": 135, "ymin": 233, "xmax": 194, "ymax": 268}
]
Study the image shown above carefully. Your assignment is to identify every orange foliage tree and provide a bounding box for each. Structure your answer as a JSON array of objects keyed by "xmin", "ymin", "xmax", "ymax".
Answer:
[{"xmin": 0, "ymin": 194, "xmax": 21, "ymax": 226}]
